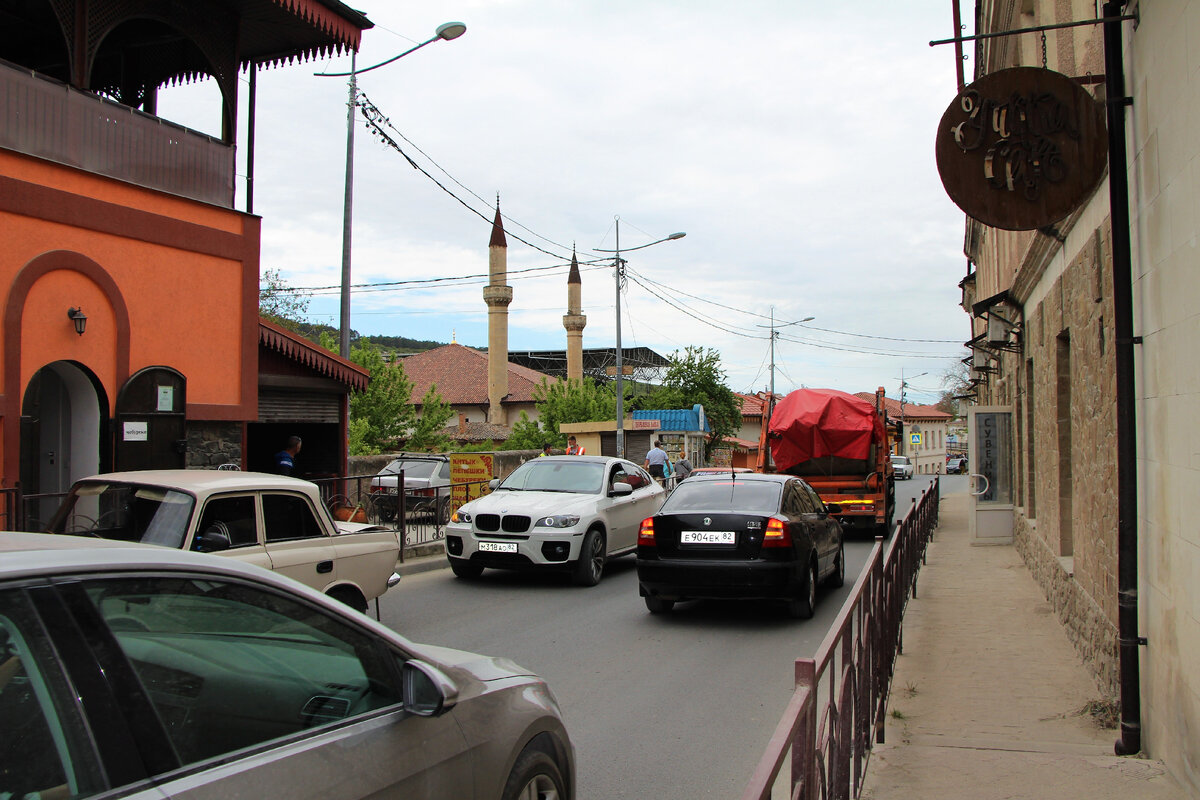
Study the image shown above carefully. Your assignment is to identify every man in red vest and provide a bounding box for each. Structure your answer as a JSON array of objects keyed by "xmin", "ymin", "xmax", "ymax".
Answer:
[{"xmin": 566, "ymin": 435, "xmax": 586, "ymax": 455}]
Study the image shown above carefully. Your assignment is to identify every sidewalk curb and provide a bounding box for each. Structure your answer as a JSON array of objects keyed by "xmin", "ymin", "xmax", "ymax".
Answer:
[{"xmin": 397, "ymin": 546, "xmax": 448, "ymax": 577}]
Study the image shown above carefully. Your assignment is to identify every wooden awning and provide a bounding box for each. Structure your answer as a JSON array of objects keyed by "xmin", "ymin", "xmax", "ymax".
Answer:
[{"xmin": 259, "ymin": 318, "xmax": 369, "ymax": 391}]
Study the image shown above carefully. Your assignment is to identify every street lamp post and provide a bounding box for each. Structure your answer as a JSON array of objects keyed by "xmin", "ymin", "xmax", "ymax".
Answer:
[
  {"xmin": 898, "ymin": 369, "xmax": 928, "ymax": 469},
  {"xmin": 595, "ymin": 218, "xmax": 685, "ymax": 458},
  {"xmin": 319, "ymin": 22, "xmax": 467, "ymax": 358}
]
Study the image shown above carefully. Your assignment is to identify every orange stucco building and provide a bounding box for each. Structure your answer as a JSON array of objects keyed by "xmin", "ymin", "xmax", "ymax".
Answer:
[{"xmin": 1, "ymin": 0, "xmax": 371, "ymax": 512}]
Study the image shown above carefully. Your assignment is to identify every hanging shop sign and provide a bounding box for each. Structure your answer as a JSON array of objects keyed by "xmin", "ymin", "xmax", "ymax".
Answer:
[{"xmin": 935, "ymin": 67, "xmax": 1108, "ymax": 231}]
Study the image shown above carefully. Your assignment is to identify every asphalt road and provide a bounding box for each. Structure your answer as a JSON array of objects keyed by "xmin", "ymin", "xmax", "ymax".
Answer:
[{"xmin": 377, "ymin": 476, "xmax": 940, "ymax": 799}]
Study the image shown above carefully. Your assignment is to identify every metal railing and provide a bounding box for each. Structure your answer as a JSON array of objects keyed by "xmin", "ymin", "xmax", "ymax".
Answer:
[
  {"xmin": 310, "ymin": 475, "xmax": 491, "ymax": 559},
  {"xmin": 1, "ymin": 59, "xmax": 234, "ymax": 207},
  {"xmin": 742, "ymin": 477, "xmax": 940, "ymax": 800}
]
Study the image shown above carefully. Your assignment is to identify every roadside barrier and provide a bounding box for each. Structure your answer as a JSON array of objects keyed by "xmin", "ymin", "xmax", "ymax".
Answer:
[{"xmin": 741, "ymin": 477, "xmax": 940, "ymax": 800}]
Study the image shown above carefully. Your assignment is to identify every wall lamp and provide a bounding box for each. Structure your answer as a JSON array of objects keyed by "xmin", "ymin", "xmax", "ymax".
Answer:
[{"xmin": 67, "ymin": 307, "xmax": 87, "ymax": 336}]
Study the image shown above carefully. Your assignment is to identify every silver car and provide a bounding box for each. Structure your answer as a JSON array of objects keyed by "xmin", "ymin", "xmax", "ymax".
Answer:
[
  {"xmin": 0, "ymin": 532, "xmax": 574, "ymax": 799},
  {"xmin": 890, "ymin": 454, "xmax": 914, "ymax": 480},
  {"xmin": 445, "ymin": 455, "xmax": 666, "ymax": 586}
]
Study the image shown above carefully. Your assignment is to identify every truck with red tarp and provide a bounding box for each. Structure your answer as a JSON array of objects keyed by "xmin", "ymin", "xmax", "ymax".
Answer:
[{"xmin": 757, "ymin": 387, "xmax": 895, "ymax": 536}]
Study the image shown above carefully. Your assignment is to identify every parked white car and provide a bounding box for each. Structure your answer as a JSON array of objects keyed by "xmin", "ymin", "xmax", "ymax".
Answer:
[
  {"xmin": 890, "ymin": 455, "xmax": 915, "ymax": 480},
  {"xmin": 445, "ymin": 456, "xmax": 666, "ymax": 586},
  {"xmin": 46, "ymin": 470, "xmax": 401, "ymax": 611}
]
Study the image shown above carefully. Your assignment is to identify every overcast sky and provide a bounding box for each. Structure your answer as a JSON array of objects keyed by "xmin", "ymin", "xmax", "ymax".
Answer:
[{"xmin": 159, "ymin": 1, "xmax": 974, "ymax": 405}]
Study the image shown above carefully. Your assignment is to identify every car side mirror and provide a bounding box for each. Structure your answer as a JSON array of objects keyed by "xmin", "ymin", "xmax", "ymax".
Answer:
[
  {"xmin": 194, "ymin": 523, "xmax": 231, "ymax": 553},
  {"xmin": 402, "ymin": 659, "xmax": 459, "ymax": 717},
  {"xmin": 488, "ymin": 479, "xmax": 499, "ymax": 490},
  {"xmin": 609, "ymin": 482, "xmax": 634, "ymax": 497}
]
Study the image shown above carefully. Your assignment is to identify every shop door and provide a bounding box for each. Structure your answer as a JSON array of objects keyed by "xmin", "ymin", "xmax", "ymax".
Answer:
[
  {"xmin": 114, "ymin": 367, "xmax": 187, "ymax": 472},
  {"xmin": 968, "ymin": 406, "xmax": 1014, "ymax": 544}
]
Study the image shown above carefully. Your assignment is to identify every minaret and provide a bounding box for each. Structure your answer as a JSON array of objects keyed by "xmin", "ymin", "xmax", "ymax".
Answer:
[
  {"xmin": 563, "ymin": 246, "xmax": 587, "ymax": 381},
  {"xmin": 484, "ymin": 203, "xmax": 512, "ymax": 424}
]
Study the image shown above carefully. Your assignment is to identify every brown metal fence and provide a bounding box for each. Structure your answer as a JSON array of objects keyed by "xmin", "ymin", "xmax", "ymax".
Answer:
[
  {"xmin": 309, "ymin": 475, "xmax": 490, "ymax": 559},
  {"xmin": 741, "ymin": 477, "xmax": 940, "ymax": 800}
]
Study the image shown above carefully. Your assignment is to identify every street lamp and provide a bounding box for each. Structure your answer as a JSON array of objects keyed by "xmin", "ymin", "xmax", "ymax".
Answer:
[
  {"xmin": 595, "ymin": 218, "xmax": 685, "ymax": 458},
  {"xmin": 756, "ymin": 306, "xmax": 814, "ymax": 419},
  {"xmin": 898, "ymin": 369, "xmax": 928, "ymax": 469},
  {"xmin": 319, "ymin": 22, "xmax": 467, "ymax": 358}
]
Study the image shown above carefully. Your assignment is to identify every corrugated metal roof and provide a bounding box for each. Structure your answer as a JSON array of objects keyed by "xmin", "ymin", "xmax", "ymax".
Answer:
[{"xmin": 632, "ymin": 405, "xmax": 711, "ymax": 432}]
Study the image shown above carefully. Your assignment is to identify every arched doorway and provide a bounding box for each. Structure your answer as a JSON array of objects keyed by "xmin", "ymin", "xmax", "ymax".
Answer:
[
  {"xmin": 20, "ymin": 361, "xmax": 108, "ymax": 523},
  {"xmin": 114, "ymin": 366, "xmax": 187, "ymax": 472}
]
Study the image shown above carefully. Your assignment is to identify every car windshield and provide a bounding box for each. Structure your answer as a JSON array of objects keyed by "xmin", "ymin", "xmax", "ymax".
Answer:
[
  {"xmin": 662, "ymin": 480, "xmax": 781, "ymax": 513},
  {"xmin": 47, "ymin": 481, "xmax": 196, "ymax": 548},
  {"xmin": 381, "ymin": 460, "xmax": 439, "ymax": 479},
  {"xmin": 891, "ymin": 456, "xmax": 909, "ymax": 465},
  {"xmin": 498, "ymin": 460, "xmax": 606, "ymax": 493}
]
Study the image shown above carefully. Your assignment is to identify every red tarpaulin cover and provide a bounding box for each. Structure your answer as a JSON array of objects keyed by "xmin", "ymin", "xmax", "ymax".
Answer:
[{"xmin": 768, "ymin": 389, "xmax": 884, "ymax": 471}]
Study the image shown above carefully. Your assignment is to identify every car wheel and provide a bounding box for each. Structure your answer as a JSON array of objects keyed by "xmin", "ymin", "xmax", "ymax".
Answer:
[
  {"xmin": 572, "ymin": 528, "xmax": 606, "ymax": 587},
  {"xmin": 645, "ymin": 595, "xmax": 675, "ymax": 614},
  {"xmin": 450, "ymin": 558, "xmax": 484, "ymax": 580},
  {"xmin": 829, "ymin": 542, "xmax": 845, "ymax": 588},
  {"xmin": 326, "ymin": 586, "xmax": 368, "ymax": 614},
  {"xmin": 501, "ymin": 749, "xmax": 567, "ymax": 800},
  {"xmin": 786, "ymin": 560, "xmax": 817, "ymax": 619},
  {"xmin": 437, "ymin": 498, "xmax": 451, "ymax": 525},
  {"xmin": 377, "ymin": 502, "xmax": 396, "ymax": 523}
]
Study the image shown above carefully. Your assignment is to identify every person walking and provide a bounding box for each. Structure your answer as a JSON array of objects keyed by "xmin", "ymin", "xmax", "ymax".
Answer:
[
  {"xmin": 674, "ymin": 449, "xmax": 693, "ymax": 483},
  {"xmin": 566, "ymin": 435, "xmax": 586, "ymax": 455},
  {"xmin": 644, "ymin": 442, "xmax": 669, "ymax": 486},
  {"xmin": 273, "ymin": 435, "xmax": 301, "ymax": 476}
]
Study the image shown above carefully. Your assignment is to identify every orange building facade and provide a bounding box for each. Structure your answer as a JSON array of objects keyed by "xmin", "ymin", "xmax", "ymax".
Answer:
[{"xmin": 1, "ymin": 0, "xmax": 370, "ymax": 507}]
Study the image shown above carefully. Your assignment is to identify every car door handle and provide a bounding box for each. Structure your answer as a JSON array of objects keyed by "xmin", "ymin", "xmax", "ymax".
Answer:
[{"xmin": 316, "ymin": 560, "xmax": 333, "ymax": 574}]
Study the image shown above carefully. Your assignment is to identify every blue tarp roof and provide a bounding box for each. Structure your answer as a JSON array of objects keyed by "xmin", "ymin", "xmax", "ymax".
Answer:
[{"xmin": 632, "ymin": 404, "xmax": 710, "ymax": 432}]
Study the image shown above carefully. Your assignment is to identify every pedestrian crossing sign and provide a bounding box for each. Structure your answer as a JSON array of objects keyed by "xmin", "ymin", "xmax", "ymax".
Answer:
[{"xmin": 910, "ymin": 433, "xmax": 923, "ymax": 445}]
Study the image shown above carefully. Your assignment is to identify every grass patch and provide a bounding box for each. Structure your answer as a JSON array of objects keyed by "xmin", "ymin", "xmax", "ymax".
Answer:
[{"xmin": 890, "ymin": 709, "xmax": 907, "ymax": 721}]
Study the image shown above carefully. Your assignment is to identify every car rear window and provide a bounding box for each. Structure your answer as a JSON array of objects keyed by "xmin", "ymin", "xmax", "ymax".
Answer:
[
  {"xmin": 382, "ymin": 460, "xmax": 439, "ymax": 479},
  {"xmin": 662, "ymin": 480, "xmax": 781, "ymax": 513}
]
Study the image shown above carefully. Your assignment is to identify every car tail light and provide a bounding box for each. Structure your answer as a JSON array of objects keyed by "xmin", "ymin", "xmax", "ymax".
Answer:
[
  {"xmin": 369, "ymin": 484, "xmax": 384, "ymax": 494},
  {"xmin": 414, "ymin": 488, "xmax": 434, "ymax": 497},
  {"xmin": 762, "ymin": 517, "xmax": 792, "ymax": 548},
  {"xmin": 638, "ymin": 518, "xmax": 656, "ymax": 546}
]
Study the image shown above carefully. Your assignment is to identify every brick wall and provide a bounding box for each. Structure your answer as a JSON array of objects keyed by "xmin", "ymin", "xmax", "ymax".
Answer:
[{"xmin": 186, "ymin": 422, "xmax": 242, "ymax": 468}]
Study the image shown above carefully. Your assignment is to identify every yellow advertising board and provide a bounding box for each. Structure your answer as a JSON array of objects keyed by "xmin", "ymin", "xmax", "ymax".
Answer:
[{"xmin": 451, "ymin": 454, "xmax": 494, "ymax": 509}]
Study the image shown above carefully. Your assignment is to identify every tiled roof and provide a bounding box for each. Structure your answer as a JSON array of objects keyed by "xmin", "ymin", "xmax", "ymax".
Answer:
[
  {"xmin": 854, "ymin": 392, "xmax": 951, "ymax": 420},
  {"xmin": 259, "ymin": 318, "xmax": 368, "ymax": 390},
  {"xmin": 398, "ymin": 343, "xmax": 557, "ymax": 406},
  {"xmin": 737, "ymin": 391, "xmax": 783, "ymax": 418}
]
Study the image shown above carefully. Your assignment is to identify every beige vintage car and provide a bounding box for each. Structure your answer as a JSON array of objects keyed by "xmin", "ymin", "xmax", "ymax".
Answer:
[{"xmin": 46, "ymin": 470, "xmax": 401, "ymax": 612}]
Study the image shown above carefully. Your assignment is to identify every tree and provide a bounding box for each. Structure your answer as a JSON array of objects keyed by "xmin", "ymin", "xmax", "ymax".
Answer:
[
  {"xmin": 531, "ymin": 377, "xmax": 616, "ymax": 441},
  {"xmin": 503, "ymin": 411, "xmax": 548, "ymax": 451},
  {"xmin": 408, "ymin": 384, "xmax": 454, "ymax": 451},
  {"xmin": 644, "ymin": 346, "xmax": 741, "ymax": 455},
  {"xmin": 259, "ymin": 269, "xmax": 310, "ymax": 331},
  {"xmin": 321, "ymin": 332, "xmax": 414, "ymax": 455},
  {"xmin": 936, "ymin": 360, "xmax": 973, "ymax": 418}
]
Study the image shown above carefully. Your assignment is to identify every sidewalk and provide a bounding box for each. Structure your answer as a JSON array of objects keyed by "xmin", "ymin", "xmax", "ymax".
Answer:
[{"xmin": 860, "ymin": 491, "xmax": 1183, "ymax": 800}]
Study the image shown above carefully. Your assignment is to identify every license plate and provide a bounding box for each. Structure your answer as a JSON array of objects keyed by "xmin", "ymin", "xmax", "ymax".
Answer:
[
  {"xmin": 386, "ymin": 487, "xmax": 398, "ymax": 495},
  {"xmin": 478, "ymin": 541, "xmax": 518, "ymax": 553},
  {"xmin": 680, "ymin": 531, "xmax": 736, "ymax": 545}
]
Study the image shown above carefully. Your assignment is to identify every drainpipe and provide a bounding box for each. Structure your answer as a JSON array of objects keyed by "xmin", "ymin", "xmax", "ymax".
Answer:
[{"xmin": 1102, "ymin": 0, "xmax": 1142, "ymax": 757}]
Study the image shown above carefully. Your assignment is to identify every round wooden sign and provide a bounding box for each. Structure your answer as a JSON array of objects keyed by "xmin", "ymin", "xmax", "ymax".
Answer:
[{"xmin": 935, "ymin": 67, "xmax": 1108, "ymax": 231}]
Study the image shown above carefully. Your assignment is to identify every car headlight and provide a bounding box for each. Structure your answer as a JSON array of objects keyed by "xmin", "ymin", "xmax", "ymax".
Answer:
[
  {"xmin": 452, "ymin": 510, "xmax": 472, "ymax": 524},
  {"xmin": 535, "ymin": 514, "xmax": 580, "ymax": 529}
]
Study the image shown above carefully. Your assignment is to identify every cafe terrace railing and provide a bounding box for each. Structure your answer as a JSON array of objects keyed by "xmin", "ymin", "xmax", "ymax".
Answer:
[
  {"xmin": 310, "ymin": 475, "xmax": 490, "ymax": 559},
  {"xmin": 741, "ymin": 477, "xmax": 940, "ymax": 800}
]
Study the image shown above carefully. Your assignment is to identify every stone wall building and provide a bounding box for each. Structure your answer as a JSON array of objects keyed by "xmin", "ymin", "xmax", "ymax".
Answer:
[{"xmin": 959, "ymin": 1, "xmax": 1199, "ymax": 791}]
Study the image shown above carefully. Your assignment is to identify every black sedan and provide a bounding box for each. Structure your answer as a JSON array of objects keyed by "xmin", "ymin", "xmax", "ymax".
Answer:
[{"xmin": 636, "ymin": 473, "xmax": 844, "ymax": 617}]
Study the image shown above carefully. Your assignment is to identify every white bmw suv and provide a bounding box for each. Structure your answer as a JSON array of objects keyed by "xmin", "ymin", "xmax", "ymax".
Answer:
[{"xmin": 445, "ymin": 456, "xmax": 665, "ymax": 586}]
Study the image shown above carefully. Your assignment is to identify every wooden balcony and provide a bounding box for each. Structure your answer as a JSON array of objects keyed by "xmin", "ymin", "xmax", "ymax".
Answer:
[{"xmin": 0, "ymin": 60, "xmax": 234, "ymax": 208}]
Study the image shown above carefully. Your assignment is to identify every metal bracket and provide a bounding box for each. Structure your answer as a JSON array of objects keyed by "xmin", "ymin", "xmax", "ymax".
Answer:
[{"xmin": 930, "ymin": 13, "xmax": 1138, "ymax": 48}]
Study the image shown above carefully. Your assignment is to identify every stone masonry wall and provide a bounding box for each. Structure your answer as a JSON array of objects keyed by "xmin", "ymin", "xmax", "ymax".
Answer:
[
  {"xmin": 1011, "ymin": 223, "xmax": 1119, "ymax": 699},
  {"xmin": 186, "ymin": 422, "xmax": 242, "ymax": 468},
  {"xmin": 1014, "ymin": 512, "xmax": 1118, "ymax": 699}
]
